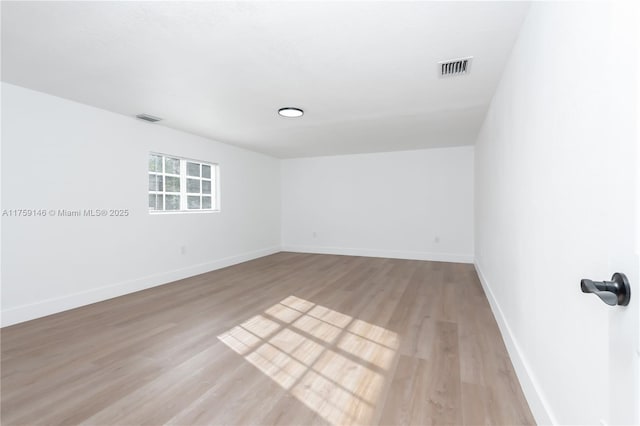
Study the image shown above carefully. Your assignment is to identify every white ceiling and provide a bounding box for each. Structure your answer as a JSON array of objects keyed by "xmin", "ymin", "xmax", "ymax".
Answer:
[{"xmin": 2, "ymin": 1, "xmax": 530, "ymax": 158}]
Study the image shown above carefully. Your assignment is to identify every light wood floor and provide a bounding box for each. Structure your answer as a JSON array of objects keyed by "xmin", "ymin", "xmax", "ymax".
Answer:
[{"xmin": 1, "ymin": 252, "xmax": 534, "ymax": 425}]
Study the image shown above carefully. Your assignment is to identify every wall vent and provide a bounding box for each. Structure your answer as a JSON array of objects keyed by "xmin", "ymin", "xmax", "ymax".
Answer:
[
  {"xmin": 136, "ymin": 113, "xmax": 162, "ymax": 123},
  {"xmin": 438, "ymin": 57, "xmax": 472, "ymax": 77}
]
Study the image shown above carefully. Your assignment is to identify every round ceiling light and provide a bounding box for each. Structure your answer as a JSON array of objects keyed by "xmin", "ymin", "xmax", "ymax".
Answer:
[{"xmin": 278, "ymin": 107, "xmax": 304, "ymax": 118}]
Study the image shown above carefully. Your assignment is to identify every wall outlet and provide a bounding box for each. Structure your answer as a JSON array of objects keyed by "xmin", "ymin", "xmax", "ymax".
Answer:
[
  {"xmin": 312, "ymin": 231, "xmax": 317, "ymax": 238},
  {"xmin": 434, "ymin": 236, "xmax": 440, "ymax": 243},
  {"xmin": 180, "ymin": 245, "xmax": 187, "ymax": 255}
]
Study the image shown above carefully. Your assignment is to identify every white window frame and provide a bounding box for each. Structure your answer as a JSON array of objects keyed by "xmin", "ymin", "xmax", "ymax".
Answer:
[{"xmin": 148, "ymin": 152, "xmax": 220, "ymax": 214}]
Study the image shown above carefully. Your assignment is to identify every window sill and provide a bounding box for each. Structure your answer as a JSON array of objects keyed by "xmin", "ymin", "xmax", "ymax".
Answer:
[{"xmin": 149, "ymin": 209, "xmax": 220, "ymax": 215}]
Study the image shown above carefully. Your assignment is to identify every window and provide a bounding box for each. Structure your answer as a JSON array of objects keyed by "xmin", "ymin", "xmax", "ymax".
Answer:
[{"xmin": 148, "ymin": 153, "xmax": 218, "ymax": 212}]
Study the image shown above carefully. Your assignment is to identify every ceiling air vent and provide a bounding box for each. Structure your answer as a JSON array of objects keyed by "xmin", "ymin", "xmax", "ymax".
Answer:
[
  {"xmin": 136, "ymin": 113, "xmax": 162, "ymax": 123},
  {"xmin": 438, "ymin": 57, "xmax": 472, "ymax": 77}
]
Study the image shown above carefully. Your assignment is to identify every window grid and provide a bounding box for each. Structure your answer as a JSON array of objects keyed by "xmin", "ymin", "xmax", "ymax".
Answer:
[{"xmin": 149, "ymin": 153, "xmax": 218, "ymax": 213}]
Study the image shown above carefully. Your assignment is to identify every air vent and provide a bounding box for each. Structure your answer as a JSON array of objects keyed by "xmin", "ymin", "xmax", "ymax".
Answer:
[
  {"xmin": 438, "ymin": 57, "xmax": 472, "ymax": 77},
  {"xmin": 136, "ymin": 113, "xmax": 162, "ymax": 123}
]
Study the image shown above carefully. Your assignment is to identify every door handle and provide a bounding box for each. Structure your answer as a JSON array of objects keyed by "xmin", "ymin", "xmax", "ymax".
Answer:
[{"xmin": 580, "ymin": 272, "xmax": 631, "ymax": 306}]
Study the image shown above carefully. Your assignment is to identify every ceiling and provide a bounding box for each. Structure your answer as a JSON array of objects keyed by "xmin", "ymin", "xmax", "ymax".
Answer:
[{"xmin": 1, "ymin": 1, "xmax": 530, "ymax": 158}]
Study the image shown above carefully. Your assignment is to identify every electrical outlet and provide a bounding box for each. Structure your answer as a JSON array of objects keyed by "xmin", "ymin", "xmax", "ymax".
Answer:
[
  {"xmin": 312, "ymin": 231, "xmax": 317, "ymax": 238},
  {"xmin": 180, "ymin": 245, "xmax": 187, "ymax": 255}
]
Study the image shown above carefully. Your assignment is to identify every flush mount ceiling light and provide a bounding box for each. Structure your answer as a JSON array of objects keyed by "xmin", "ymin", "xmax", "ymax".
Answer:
[
  {"xmin": 278, "ymin": 107, "xmax": 304, "ymax": 118},
  {"xmin": 136, "ymin": 113, "xmax": 162, "ymax": 123}
]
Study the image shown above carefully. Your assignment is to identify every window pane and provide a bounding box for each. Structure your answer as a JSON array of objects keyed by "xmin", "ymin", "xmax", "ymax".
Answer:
[
  {"xmin": 202, "ymin": 180, "xmax": 211, "ymax": 195},
  {"xmin": 187, "ymin": 162, "xmax": 200, "ymax": 177},
  {"xmin": 187, "ymin": 178, "xmax": 200, "ymax": 193},
  {"xmin": 202, "ymin": 196, "xmax": 212, "ymax": 209},
  {"xmin": 166, "ymin": 195, "xmax": 180, "ymax": 210},
  {"xmin": 165, "ymin": 157, "xmax": 180, "ymax": 175},
  {"xmin": 166, "ymin": 176, "xmax": 180, "ymax": 193},
  {"xmin": 202, "ymin": 165, "xmax": 211, "ymax": 179},
  {"xmin": 149, "ymin": 194, "xmax": 163, "ymax": 210},
  {"xmin": 149, "ymin": 154, "xmax": 162, "ymax": 172},
  {"xmin": 188, "ymin": 196, "xmax": 201, "ymax": 209},
  {"xmin": 149, "ymin": 174, "xmax": 163, "ymax": 191}
]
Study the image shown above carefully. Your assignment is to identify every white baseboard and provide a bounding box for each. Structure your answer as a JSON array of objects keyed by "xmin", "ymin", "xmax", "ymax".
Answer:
[
  {"xmin": 474, "ymin": 260, "xmax": 556, "ymax": 425},
  {"xmin": 282, "ymin": 244, "xmax": 474, "ymax": 264},
  {"xmin": 1, "ymin": 246, "xmax": 281, "ymax": 327}
]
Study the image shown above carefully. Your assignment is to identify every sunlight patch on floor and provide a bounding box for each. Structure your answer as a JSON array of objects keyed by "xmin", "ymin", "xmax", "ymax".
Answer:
[{"xmin": 218, "ymin": 295, "xmax": 399, "ymax": 425}]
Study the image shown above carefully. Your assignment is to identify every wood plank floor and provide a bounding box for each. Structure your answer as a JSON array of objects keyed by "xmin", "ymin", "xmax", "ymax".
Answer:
[{"xmin": 1, "ymin": 252, "xmax": 535, "ymax": 425}]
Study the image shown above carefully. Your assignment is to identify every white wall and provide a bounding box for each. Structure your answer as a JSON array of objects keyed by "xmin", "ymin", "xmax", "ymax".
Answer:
[
  {"xmin": 1, "ymin": 83, "xmax": 281, "ymax": 326},
  {"xmin": 282, "ymin": 147, "xmax": 474, "ymax": 263},
  {"xmin": 475, "ymin": 3, "xmax": 638, "ymax": 425}
]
